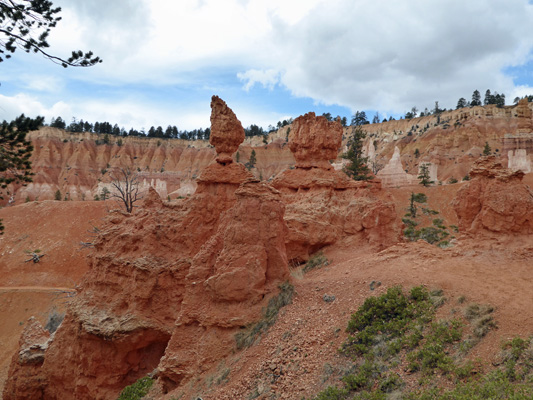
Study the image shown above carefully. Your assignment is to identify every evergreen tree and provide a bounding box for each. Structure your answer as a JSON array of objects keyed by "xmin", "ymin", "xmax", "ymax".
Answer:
[
  {"xmin": 83, "ymin": 121, "xmax": 93, "ymax": 132},
  {"xmin": 433, "ymin": 101, "xmax": 442, "ymax": 114},
  {"xmin": 171, "ymin": 126, "xmax": 179, "ymax": 138},
  {"xmin": 341, "ymin": 116, "xmax": 348, "ymax": 127},
  {"xmin": 471, "ymin": 90, "xmax": 482, "ymax": 106},
  {"xmin": 1, "ymin": 114, "xmax": 40, "ymax": 193},
  {"xmin": 50, "ymin": 116, "xmax": 66, "ymax": 129},
  {"xmin": 351, "ymin": 111, "xmax": 369, "ymax": 126},
  {"xmin": 456, "ymin": 98, "xmax": 467, "ymax": 109},
  {"xmin": 418, "ymin": 163, "xmax": 433, "ymax": 187},
  {"xmin": 0, "ymin": 0, "xmax": 101, "ymax": 67},
  {"xmin": 342, "ymin": 126, "xmax": 371, "ymax": 181},
  {"xmin": 100, "ymin": 187, "xmax": 110, "ymax": 201},
  {"xmin": 246, "ymin": 149, "xmax": 257, "ymax": 170},
  {"xmin": 483, "ymin": 142, "xmax": 491, "ymax": 156},
  {"xmin": 0, "ymin": 114, "xmax": 38, "ymax": 236},
  {"xmin": 495, "ymin": 93, "xmax": 505, "ymax": 108},
  {"xmin": 484, "ymin": 89, "xmax": 492, "ymax": 106}
]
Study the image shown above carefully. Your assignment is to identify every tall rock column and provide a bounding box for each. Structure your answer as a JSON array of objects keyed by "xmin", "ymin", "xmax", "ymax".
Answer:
[{"xmin": 157, "ymin": 98, "xmax": 290, "ymax": 393}]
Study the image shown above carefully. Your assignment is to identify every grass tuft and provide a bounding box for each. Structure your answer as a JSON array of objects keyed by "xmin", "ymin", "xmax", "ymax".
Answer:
[{"xmin": 235, "ymin": 281, "xmax": 294, "ymax": 349}]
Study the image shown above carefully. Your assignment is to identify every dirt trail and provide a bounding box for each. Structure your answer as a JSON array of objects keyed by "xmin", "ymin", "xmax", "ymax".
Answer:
[{"xmin": 0, "ymin": 286, "xmax": 76, "ymax": 293}]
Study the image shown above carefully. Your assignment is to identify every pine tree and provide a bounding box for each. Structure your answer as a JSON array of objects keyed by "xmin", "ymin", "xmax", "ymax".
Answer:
[
  {"xmin": 1, "ymin": 114, "xmax": 39, "ymax": 194},
  {"xmin": 100, "ymin": 187, "xmax": 110, "ymax": 201},
  {"xmin": 483, "ymin": 142, "xmax": 491, "ymax": 156},
  {"xmin": 418, "ymin": 164, "xmax": 434, "ymax": 187},
  {"xmin": 351, "ymin": 111, "xmax": 369, "ymax": 126},
  {"xmin": 456, "ymin": 98, "xmax": 467, "ymax": 109},
  {"xmin": 471, "ymin": 90, "xmax": 482, "ymax": 106},
  {"xmin": 484, "ymin": 89, "xmax": 492, "ymax": 106},
  {"xmin": 246, "ymin": 149, "xmax": 257, "ymax": 170},
  {"xmin": 342, "ymin": 126, "xmax": 371, "ymax": 181},
  {"xmin": 0, "ymin": 0, "xmax": 101, "ymax": 67}
]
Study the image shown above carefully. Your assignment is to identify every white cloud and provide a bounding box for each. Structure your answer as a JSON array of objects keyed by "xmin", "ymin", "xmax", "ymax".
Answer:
[
  {"xmin": 267, "ymin": 0, "xmax": 533, "ymax": 112},
  {"xmin": 3, "ymin": 0, "xmax": 533, "ymax": 128},
  {"xmin": 237, "ymin": 69, "xmax": 280, "ymax": 91},
  {"xmin": 0, "ymin": 94, "xmax": 71, "ymax": 121}
]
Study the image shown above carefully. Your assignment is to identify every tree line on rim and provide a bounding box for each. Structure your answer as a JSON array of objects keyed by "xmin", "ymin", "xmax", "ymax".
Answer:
[{"xmin": 48, "ymin": 116, "xmax": 298, "ymax": 141}]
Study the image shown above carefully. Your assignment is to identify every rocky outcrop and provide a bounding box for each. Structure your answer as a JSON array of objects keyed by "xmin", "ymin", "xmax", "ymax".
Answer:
[
  {"xmin": 453, "ymin": 156, "xmax": 533, "ymax": 234},
  {"xmin": 289, "ymin": 112, "xmax": 342, "ymax": 170},
  {"xmin": 158, "ymin": 180, "xmax": 288, "ymax": 390},
  {"xmin": 4, "ymin": 125, "xmax": 294, "ymax": 206},
  {"xmin": 508, "ymin": 149, "xmax": 531, "ymax": 173},
  {"xmin": 377, "ymin": 146, "xmax": 418, "ymax": 187},
  {"xmin": 4, "ymin": 100, "xmax": 403, "ymax": 399},
  {"xmin": 273, "ymin": 115, "xmax": 399, "ymax": 261},
  {"xmin": 209, "ymin": 95, "xmax": 246, "ymax": 165},
  {"xmin": 515, "ymin": 98, "xmax": 533, "ymax": 134},
  {"xmin": 4, "ymin": 97, "xmax": 290, "ymax": 400},
  {"xmin": 3, "ymin": 318, "xmax": 50, "ymax": 400},
  {"xmin": 363, "ymin": 100, "xmax": 533, "ymax": 185}
]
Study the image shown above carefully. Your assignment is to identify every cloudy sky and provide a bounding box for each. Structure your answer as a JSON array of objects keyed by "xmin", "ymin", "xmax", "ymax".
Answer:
[{"xmin": 2, "ymin": 0, "xmax": 533, "ymax": 131}]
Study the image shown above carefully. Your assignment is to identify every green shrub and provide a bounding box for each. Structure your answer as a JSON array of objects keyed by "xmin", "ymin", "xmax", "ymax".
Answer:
[
  {"xmin": 308, "ymin": 288, "xmax": 533, "ymax": 400},
  {"xmin": 342, "ymin": 286, "xmax": 433, "ymax": 358},
  {"xmin": 117, "ymin": 376, "xmax": 153, "ymax": 400},
  {"xmin": 303, "ymin": 251, "xmax": 330, "ymax": 273},
  {"xmin": 309, "ymin": 386, "xmax": 348, "ymax": 400},
  {"xmin": 235, "ymin": 282, "xmax": 294, "ymax": 349}
]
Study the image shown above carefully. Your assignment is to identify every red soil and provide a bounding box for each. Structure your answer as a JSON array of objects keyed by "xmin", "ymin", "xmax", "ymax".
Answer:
[
  {"xmin": 0, "ymin": 201, "xmax": 108, "ymax": 392},
  {"xmin": 1, "ymin": 176, "xmax": 533, "ymax": 399}
]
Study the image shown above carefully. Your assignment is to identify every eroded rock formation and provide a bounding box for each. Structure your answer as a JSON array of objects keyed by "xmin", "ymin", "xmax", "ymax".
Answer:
[
  {"xmin": 209, "ymin": 95, "xmax": 246, "ymax": 165},
  {"xmin": 515, "ymin": 98, "xmax": 533, "ymax": 134},
  {"xmin": 508, "ymin": 149, "xmax": 531, "ymax": 173},
  {"xmin": 158, "ymin": 180, "xmax": 288, "ymax": 391},
  {"xmin": 3, "ymin": 318, "xmax": 50, "ymax": 400},
  {"xmin": 5, "ymin": 99, "xmax": 400, "ymax": 400},
  {"xmin": 272, "ymin": 115, "xmax": 399, "ymax": 261},
  {"xmin": 453, "ymin": 156, "xmax": 533, "ymax": 234},
  {"xmin": 377, "ymin": 146, "xmax": 417, "ymax": 187},
  {"xmin": 289, "ymin": 112, "xmax": 342, "ymax": 170},
  {"xmin": 4, "ymin": 97, "xmax": 288, "ymax": 400}
]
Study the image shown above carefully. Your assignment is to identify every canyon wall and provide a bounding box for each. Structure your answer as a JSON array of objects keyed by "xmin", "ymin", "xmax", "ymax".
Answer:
[
  {"xmin": 4, "ymin": 100, "xmax": 533, "ymax": 206},
  {"xmin": 5, "ymin": 127, "xmax": 295, "ymax": 206},
  {"xmin": 361, "ymin": 99, "xmax": 533, "ymax": 184}
]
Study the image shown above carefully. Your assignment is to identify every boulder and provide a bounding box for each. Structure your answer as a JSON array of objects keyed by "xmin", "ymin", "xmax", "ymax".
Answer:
[
  {"xmin": 289, "ymin": 112, "xmax": 342, "ymax": 170},
  {"xmin": 453, "ymin": 156, "xmax": 533, "ymax": 234}
]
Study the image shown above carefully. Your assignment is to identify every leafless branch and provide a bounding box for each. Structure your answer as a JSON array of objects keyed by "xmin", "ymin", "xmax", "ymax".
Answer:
[
  {"xmin": 24, "ymin": 252, "xmax": 45, "ymax": 263},
  {"xmin": 109, "ymin": 168, "xmax": 142, "ymax": 213}
]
